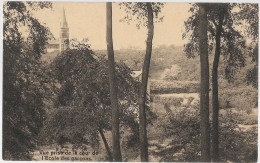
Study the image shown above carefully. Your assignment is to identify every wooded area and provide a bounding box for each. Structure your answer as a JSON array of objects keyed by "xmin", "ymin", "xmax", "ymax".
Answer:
[{"xmin": 2, "ymin": 2, "xmax": 258, "ymax": 162}]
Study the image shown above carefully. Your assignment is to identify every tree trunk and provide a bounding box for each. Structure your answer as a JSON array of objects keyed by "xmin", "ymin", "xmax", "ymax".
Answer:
[
  {"xmin": 198, "ymin": 4, "xmax": 211, "ymax": 162},
  {"xmin": 98, "ymin": 128, "xmax": 113, "ymax": 161},
  {"xmin": 139, "ymin": 2, "xmax": 154, "ymax": 162},
  {"xmin": 106, "ymin": 2, "xmax": 122, "ymax": 161},
  {"xmin": 212, "ymin": 10, "xmax": 225, "ymax": 162}
]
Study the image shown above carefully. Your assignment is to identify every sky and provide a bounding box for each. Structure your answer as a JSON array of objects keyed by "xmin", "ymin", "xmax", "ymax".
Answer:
[{"xmin": 33, "ymin": 2, "xmax": 192, "ymax": 50}]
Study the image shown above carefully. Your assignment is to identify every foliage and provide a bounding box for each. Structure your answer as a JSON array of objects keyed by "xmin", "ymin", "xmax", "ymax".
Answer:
[
  {"xmin": 110, "ymin": 44, "xmax": 256, "ymax": 109},
  {"xmin": 235, "ymin": 4, "xmax": 258, "ymax": 41},
  {"xmin": 151, "ymin": 79, "xmax": 199, "ymax": 94},
  {"xmin": 95, "ymin": 48, "xmax": 144, "ymax": 70},
  {"xmin": 70, "ymin": 38, "xmax": 91, "ymax": 50},
  {"xmin": 218, "ymin": 86, "xmax": 258, "ymax": 110},
  {"xmin": 246, "ymin": 64, "xmax": 258, "ymax": 88},
  {"xmin": 119, "ymin": 2, "xmax": 164, "ymax": 161},
  {"xmin": 148, "ymin": 102, "xmax": 257, "ymax": 162},
  {"xmin": 119, "ymin": 2, "xmax": 165, "ymax": 29},
  {"xmin": 152, "ymin": 96, "xmax": 183, "ymax": 107},
  {"xmin": 149, "ymin": 106, "xmax": 201, "ymax": 162},
  {"xmin": 161, "ymin": 64, "xmax": 181, "ymax": 81},
  {"xmin": 40, "ymin": 106, "xmax": 100, "ymax": 148},
  {"xmin": 3, "ymin": 1, "xmax": 52, "ymax": 160},
  {"xmin": 182, "ymin": 3, "xmax": 247, "ymax": 81},
  {"xmin": 39, "ymin": 48, "xmax": 156, "ymax": 158},
  {"xmin": 95, "ymin": 45, "xmax": 201, "ymax": 81},
  {"xmin": 236, "ymin": 4, "xmax": 259, "ymax": 88},
  {"xmin": 218, "ymin": 111, "xmax": 257, "ymax": 162}
]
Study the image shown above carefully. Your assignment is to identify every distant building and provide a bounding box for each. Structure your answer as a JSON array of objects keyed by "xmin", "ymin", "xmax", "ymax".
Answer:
[
  {"xmin": 45, "ymin": 39, "xmax": 59, "ymax": 53},
  {"xmin": 46, "ymin": 8, "xmax": 69, "ymax": 53}
]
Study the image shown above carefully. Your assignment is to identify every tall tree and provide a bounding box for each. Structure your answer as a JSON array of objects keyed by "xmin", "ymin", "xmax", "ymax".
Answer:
[
  {"xmin": 214, "ymin": 4, "xmax": 257, "ymax": 160},
  {"xmin": 119, "ymin": 3, "xmax": 164, "ymax": 161},
  {"xmin": 183, "ymin": 3, "xmax": 250, "ymax": 161},
  {"xmin": 3, "ymin": 2, "xmax": 52, "ymax": 160},
  {"xmin": 198, "ymin": 4, "xmax": 211, "ymax": 161},
  {"xmin": 211, "ymin": 4, "xmax": 227, "ymax": 161},
  {"xmin": 138, "ymin": 3, "xmax": 153, "ymax": 161},
  {"xmin": 106, "ymin": 2, "xmax": 122, "ymax": 161}
]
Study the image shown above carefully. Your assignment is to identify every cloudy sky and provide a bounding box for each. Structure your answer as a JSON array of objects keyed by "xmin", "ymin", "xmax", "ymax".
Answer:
[{"xmin": 33, "ymin": 2, "xmax": 192, "ymax": 50}]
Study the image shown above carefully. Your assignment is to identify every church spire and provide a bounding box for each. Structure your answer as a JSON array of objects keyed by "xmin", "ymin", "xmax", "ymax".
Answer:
[
  {"xmin": 60, "ymin": 7, "xmax": 69, "ymax": 52},
  {"xmin": 61, "ymin": 7, "xmax": 68, "ymax": 28}
]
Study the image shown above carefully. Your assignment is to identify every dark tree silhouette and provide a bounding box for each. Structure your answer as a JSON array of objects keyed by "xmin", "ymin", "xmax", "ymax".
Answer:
[
  {"xmin": 211, "ymin": 5, "xmax": 227, "ymax": 161},
  {"xmin": 198, "ymin": 4, "xmax": 211, "ymax": 161},
  {"xmin": 138, "ymin": 3, "xmax": 153, "ymax": 161},
  {"xmin": 183, "ymin": 3, "xmax": 256, "ymax": 161},
  {"xmin": 118, "ymin": 2, "xmax": 164, "ymax": 161},
  {"xmin": 3, "ymin": 1, "xmax": 52, "ymax": 160},
  {"xmin": 106, "ymin": 2, "xmax": 122, "ymax": 161}
]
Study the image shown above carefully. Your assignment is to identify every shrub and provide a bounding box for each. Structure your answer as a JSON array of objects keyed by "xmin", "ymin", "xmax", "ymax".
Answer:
[
  {"xmin": 218, "ymin": 110, "xmax": 257, "ymax": 162},
  {"xmin": 150, "ymin": 80, "xmax": 200, "ymax": 94},
  {"xmin": 149, "ymin": 106, "xmax": 201, "ymax": 162},
  {"xmin": 161, "ymin": 64, "xmax": 181, "ymax": 81},
  {"xmin": 148, "ymin": 104, "xmax": 257, "ymax": 162},
  {"xmin": 219, "ymin": 86, "xmax": 258, "ymax": 111},
  {"xmin": 152, "ymin": 95, "xmax": 183, "ymax": 107}
]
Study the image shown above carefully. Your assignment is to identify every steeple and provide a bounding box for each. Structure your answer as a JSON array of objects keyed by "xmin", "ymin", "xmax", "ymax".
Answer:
[
  {"xmin": 61, "ymin": 8, "xmax": 68, "ymax": 28},
  {"xmin": 60, "ymin": 7, "xmax": 69, "ymax": 52}
]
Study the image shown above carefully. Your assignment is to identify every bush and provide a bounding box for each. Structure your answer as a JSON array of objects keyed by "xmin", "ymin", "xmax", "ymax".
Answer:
[
  {"xmin": 148, "ymin": 104, "xmax": 257, "ymax": 162},
  {"xmin": 152, "ymin": 95, "xmax": 183, "ymax": 107},
  {"xmin": 219, "ymin": 86, "xmax": 258, "ymax": 110},
  {"xmin": 161, "ymin": 64, "xmax": 181, "ymax": 81},
  {"xmin": 149, "ymin": 106, "xmax": 201, "ymax": 162},
  {"xmin": 218, "ymin": 110, "xmax": 257, "ymax": 162},
  {"xmin": 150, "ymin": 80, "xmax": 200, "ymax": 94}
]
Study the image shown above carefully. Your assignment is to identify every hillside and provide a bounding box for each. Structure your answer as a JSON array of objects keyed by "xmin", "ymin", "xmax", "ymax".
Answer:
[
  {"xmin": 95, "ymin": 45, "xmax": 258, "ymax": 111},
  {"xmin": 94, "ymin": 45, "xmax": 201, "ymax": 81},
  {"xmin": 95, "ymin": 45, "xmax": 256, "ymax": 87}
]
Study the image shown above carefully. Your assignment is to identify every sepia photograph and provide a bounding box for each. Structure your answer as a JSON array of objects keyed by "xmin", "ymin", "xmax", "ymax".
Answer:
[{"xmin": 2, "ymin": 1, "xmax": 259, "ymax": 162}]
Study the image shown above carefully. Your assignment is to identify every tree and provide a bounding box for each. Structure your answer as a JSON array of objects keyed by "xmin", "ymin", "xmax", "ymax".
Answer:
[
  {"xmin": 161, "ymin": 64, "xmax": 181, "ymax": 81},
  {"xmin": 236, "ymin": 4, "xmax": 258, "ymax": 88},
  {"xmin": 138, "ymin": 3, "xmax": 154, "ymax": 161},
  {"xmin": 106, "ymin": 2, "xmax": 122, "ymax": 161},
  {"xmin": 39, "ymin": 47, "xmax": 141, "ymax": 161},
  {"xmin": 3, "ymin": 2, "xmax": 52, "ymax": 160},
  {"xmin": 119, "ymin": 2, "xmax": 164, "ymax": 161},
  {"xmin": 183, "ymin": 3, "xmax": 251, "ymax": 161},
  {"xmin": 211, "ymin": 4, "xmax": 227, "ymax": 161},
  {"xmin": 198, "ymin": 4, "xmax": 211, "ymax": 161}
]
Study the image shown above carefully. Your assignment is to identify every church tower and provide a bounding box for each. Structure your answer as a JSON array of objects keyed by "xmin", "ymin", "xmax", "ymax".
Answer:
[{"xmin": 60, "ymin": 8, "xmax": 69, "ymax": 52}]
